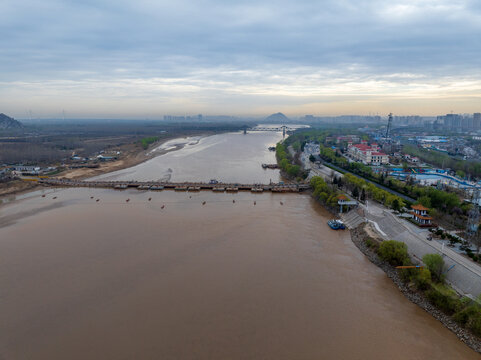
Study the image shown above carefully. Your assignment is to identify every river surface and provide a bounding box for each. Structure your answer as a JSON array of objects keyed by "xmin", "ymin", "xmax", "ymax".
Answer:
[
  {"xmin": 0, "ymin": 131, "xmax": 479, "ymax": 359},
  {"xmin": 95, "ymin": 132, "xmax": 283, "ymax": 183}
]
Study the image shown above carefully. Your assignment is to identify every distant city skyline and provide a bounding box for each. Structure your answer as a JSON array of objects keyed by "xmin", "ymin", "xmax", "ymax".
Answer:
[{"xmin": 1, "ymin": 0, "xmax": 481, "ymax": 118}]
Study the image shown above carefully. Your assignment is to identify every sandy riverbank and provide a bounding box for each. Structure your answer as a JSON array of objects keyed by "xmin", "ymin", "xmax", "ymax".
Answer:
[{"xmin": 0, "ymin": 132, "xmax": 211, "ymax": 199}]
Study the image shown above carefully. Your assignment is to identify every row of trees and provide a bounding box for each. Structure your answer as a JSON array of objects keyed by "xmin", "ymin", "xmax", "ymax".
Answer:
[
  {"xmin": 275, "ymin": 143, "xmax": 302, "ymax": 178},
  {"xmin": 139, "ymin": 136, "xmax": 160, "ymax": 150},
  {"xmin": 373, "ymin": 239, "xmax": 481, "ymax": 336},
  {"xmin": 318, "ymin": 143, "xmax": 467, "ymax": 218},
  {"xmin": 310, "ymin": 176, "xmax": 342, "ymax": 209},
  {"xmin": 403, "ymin": 144, "xmax": 481, "ymax": 180},
  {"xmin": 343, "ymin": 173, "xmax": 406, "ymax": 211}
]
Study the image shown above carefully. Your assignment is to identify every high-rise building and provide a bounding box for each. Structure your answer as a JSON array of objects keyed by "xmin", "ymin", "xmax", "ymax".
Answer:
[
  {"xmin": 444, "ymin": 113, "xmax": 462, "ymax": 131},
  {"xmin": 474, "ymin": 113, "xmax": 481, "ymax": 131}
]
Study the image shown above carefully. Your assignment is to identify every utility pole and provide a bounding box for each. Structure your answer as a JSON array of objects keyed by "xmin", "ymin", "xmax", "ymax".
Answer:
[
  {"xmin": 385, "ymin": 113, "xmax": 393, "ymax": 139},
  {"xmin": 467, "ymin": 189, "xmax": 480, "ymax": 249}
]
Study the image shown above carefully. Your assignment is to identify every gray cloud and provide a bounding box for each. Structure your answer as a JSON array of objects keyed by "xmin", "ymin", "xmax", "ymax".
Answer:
[{"xmin": 0, "ymin": 0, "xmax": 480, "ymax": 117}]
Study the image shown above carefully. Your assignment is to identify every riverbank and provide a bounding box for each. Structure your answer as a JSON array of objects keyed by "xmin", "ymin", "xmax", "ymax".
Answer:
[
  {"xmin": 58, "ymin": 133, "xmax": 210, "ymax": 180},
  {"xmin": 0, "ymin": 132, "xmax": 212, "ymax": 199},
  {"xmin": 350, "ymin": 224, "xmax": 481, "ymax": 354},
  {"xmin": 0, "ymin": 180, "xmax": 40, "ymax": 199}
]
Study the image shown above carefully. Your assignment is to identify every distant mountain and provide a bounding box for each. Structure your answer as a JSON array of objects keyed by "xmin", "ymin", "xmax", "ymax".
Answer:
[
  {"xmin": 0, "ymin": 113, "xmax": 23, "ymax": 129},
  {"xmin": 264, "ymin": 112, "xmax": 290, "ymax": 122}
]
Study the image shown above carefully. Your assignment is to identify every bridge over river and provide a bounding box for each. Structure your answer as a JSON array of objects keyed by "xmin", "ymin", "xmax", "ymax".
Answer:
[{"xmin": 38, "ymin": 178, "xmax": 311, "ymax": 193}]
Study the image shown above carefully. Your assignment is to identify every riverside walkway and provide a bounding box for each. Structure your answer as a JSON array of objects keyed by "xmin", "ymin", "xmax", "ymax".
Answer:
[{"xmin": 38, "ymin": 178, "xmax": 310, "ymax": 193}]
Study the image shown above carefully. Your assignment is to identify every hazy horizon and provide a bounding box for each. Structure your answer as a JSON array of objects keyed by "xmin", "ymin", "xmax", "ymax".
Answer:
[{"xmin": 1, "ymin": 0, "xmax": 481, "ymax": 118}]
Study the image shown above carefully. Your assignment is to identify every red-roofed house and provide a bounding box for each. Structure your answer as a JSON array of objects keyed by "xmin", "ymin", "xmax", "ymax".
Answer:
[
  {"xmin": 411, "ymin": 204, "xmax": 433, "ymax": 226},
  {"xmin": 348, "ymin": 143, "xmax": 389, "ymax": 165}
]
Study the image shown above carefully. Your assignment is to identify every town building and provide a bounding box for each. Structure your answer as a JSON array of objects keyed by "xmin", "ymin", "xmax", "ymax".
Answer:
[
  {"xmin": 347, "ymin": 143, "xmax": 389, "ymax": 165},
  {"xmin": 411, "ymin": 204, "xmax": 433, "ymax": 226}
]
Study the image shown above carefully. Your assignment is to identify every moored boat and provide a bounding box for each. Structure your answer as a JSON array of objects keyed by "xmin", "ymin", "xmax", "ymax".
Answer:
[{"xmin": 328, "ymin": 219, "xmax": 345, "ymax": 230}]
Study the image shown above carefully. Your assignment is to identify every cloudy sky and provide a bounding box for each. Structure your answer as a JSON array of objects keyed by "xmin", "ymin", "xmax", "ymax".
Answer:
[{"xmin": 1, "ymin": 0, "xmax": 481, "ymax": 118}]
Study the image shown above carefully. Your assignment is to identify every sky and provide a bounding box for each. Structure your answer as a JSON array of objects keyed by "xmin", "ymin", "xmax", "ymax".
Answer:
[{"xmin": 1, "ymin": 0, "xmax": 481, "ymax": 119}]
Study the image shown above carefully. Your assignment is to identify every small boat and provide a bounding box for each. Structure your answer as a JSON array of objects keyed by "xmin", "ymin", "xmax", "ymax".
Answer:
[
  {"xmin": 96, "ymin": 199, "xmax": 100, "ymax": 202},
  {"xmin": 90, "ymin": 196, "xmax": 94, "ymax": 199},
  {"xmin": 126, "ymin": 199, "xmax": 130, "ymax": 202},
  {"xmin": 148, "ymin": 198, "xmax": 152, "ymax": 201},
  {"xmin": 213, "ymin": 187, "xmax": 225, "ymax": 192},
  {"xmin": 280, "ymin": 201, "xmax": 283, "ymax": 205},
  {"xmin": 328, "ymin": 220, "xmax": 345, "ymax": 230},
  {"xmin": 232, "ymin": 200, "xmax": 235, "ymax": 203},
  {"xmin": 42, "ymin": 194, "xmax": 46, "ymax": 198},
  {"xmin": 52, "ymin": 196, "xmax": 57, "ymax": 199},
  {"xmin": 254, "ymin": 201, "xmax": 256, "ymax": 205},
  {"xmin": 202, "ymin": 201, "xmax": 206, "ymax": 205},
  {"xmin": 161, "ymin": 205, "xmax": 165, "ymax": 209}
]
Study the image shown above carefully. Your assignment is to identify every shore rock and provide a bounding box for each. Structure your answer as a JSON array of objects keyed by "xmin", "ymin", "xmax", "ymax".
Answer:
[{"xmin": 350, "ymin": 225, "xmax": 481, "ymax": 354}]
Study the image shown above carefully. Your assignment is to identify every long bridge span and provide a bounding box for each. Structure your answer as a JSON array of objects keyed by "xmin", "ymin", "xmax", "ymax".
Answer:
[{"xmin": 38, "ymin": 178, "xmax": 311, "ymax": 193}]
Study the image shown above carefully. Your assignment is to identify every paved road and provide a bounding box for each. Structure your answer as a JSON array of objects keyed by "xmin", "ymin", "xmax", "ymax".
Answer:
[
  {"xmin": 362, "ymin": 201, "xmax": 481, "ymax": 297},
  {"xmin": 302, "ymin": 145, "xmax": 481, "ymax": 297}
]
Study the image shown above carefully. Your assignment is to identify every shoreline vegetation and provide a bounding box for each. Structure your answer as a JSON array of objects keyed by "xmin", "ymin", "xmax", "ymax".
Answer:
[
  {"xmin": 275, "ymin": 134, "xmax": 481, "ymax": 353},
  {"xmin": 351, "ymin": 224, "xmax": 481, "ymax": 353}
]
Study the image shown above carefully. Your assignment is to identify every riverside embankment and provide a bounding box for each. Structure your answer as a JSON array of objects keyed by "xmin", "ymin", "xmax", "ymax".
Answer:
[
  {"xmin": 0, "ymin": 130, "xmax": 479, "ymax": 359},
  {"xmin": 351, "ymin": 224, "xmax": 481, "ymax": 354}
]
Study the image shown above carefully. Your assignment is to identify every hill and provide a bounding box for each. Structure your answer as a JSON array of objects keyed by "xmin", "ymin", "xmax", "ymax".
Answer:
[
  {"xmin": 264, "ymin": 112, "xmax": 290, "ymax": 122},
  {"xmin": 0, "ymin": 113, "xmax": 23, "ymax": 130}
]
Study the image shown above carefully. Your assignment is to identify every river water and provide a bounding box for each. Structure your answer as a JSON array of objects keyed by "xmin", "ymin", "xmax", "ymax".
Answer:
[{"xmin": 0, "ymin": 131, "xmax": 479, "ymax": 359}]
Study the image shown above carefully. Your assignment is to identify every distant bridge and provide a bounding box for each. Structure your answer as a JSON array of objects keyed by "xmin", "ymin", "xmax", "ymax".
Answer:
[
  {"xmin": 38, "ymin": 179, "xmax": 311, "ymax": 193},
  {"xmin": 248, "ymin": 125, "xmax": 297, "ymax": 132}
]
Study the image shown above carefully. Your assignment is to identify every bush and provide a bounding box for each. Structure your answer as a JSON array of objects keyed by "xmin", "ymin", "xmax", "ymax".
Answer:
[
  {"xmin": 422, "ymin": 253, "xmax": 445, "ymax": 283},
  {"xmin": 454, "ymin": 304, "xmax": 481, "ymax": 337},
  {"xmin": 377, "ymin": 240, "xmax": 410, "ymax": 266},
  {"xmin": 365, "ymin": 238, "xmax": 379, "ymax": 251},
  {"xmin": 414, "ymin": 268, "xmax": 432, "ymax": 290},
  {"xmin": 426, "ymin": 284, "xmax": 462, "ymax": 315}
]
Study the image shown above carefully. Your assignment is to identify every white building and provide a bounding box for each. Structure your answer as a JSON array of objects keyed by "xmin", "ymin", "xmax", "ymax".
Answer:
[{"xmin": 348, "ymin": 143, "xmax": 389, "ymax": 165}]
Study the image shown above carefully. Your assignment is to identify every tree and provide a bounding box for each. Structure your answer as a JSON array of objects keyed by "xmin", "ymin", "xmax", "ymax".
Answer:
[
  {"xmin": 392, "ymin": 198, "xmax": 401, "ymax": 212},
  {"xmin": 352, "ymin": 186, "xmax": 360, "ymax": 199},
  {"xmin": 422, "ymin": 253, "xmax": 445, "ymax": 283},
  {"xmin": 360, "ymin": 188, "xmax": 366, "ymax": 202},
  {"xmin": 417, "ymin": 195, "xmax": 432, "ymax": 208},
  {"xmin": 378, "ymin": 240, "xmax": 410, "ymax": 266}
]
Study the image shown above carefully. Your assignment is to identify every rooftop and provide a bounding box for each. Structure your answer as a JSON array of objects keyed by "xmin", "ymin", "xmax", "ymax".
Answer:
[{"xmin": 411, "ymin": 204, "xmax": 430, "ymax": 211}]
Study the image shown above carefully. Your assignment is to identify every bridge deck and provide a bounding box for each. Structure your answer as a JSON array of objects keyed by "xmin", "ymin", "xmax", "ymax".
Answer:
[{"xmin": 39, "ymin": 179, "xmax": 311, "ymax": 193}]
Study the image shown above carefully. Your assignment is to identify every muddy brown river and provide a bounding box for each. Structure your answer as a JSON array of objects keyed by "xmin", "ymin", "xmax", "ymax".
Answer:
[{"xmin": 0, "ymin": 131, "xmax": 479, "ymax": 359}]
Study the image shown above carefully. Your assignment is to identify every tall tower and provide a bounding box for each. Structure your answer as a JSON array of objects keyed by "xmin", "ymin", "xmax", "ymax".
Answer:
[{"xmin": 385, "ymin": 113, "xmax": 393, "ymax": 139}]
